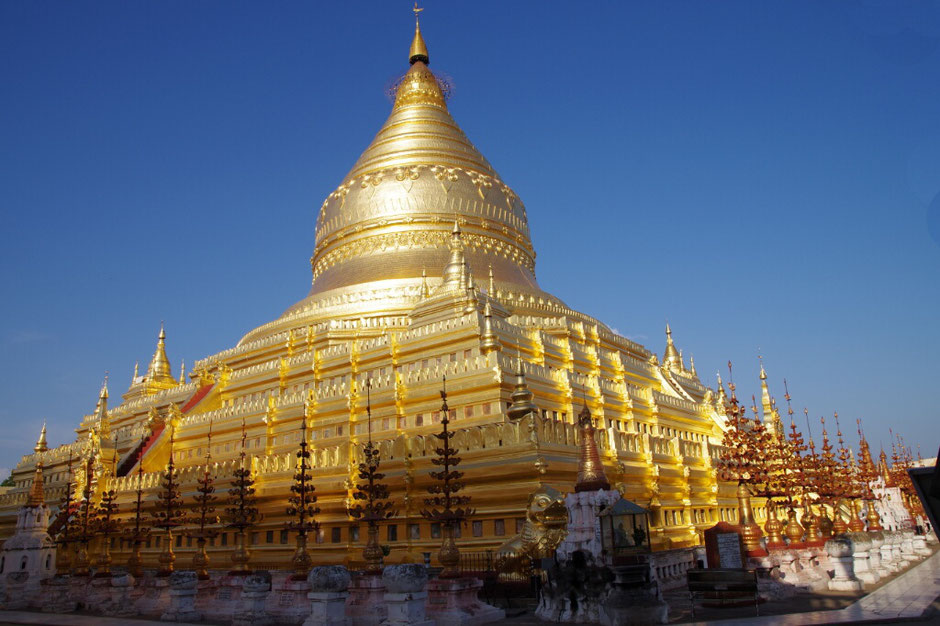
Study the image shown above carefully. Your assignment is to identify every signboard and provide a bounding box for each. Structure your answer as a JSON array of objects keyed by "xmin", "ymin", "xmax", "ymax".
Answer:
[
  {"xmin": 703, "ymin": 521, "xmax": 746, "ymax": 569},
  {"xmin": 716, "ymin": 532, "xmax": 744, "ymax": 568}
]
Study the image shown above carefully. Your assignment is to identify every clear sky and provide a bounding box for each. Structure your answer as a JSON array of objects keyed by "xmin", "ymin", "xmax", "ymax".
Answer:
[{"xmin": 1, "ymin": 1, "xmax": 938, "ymax": 476}]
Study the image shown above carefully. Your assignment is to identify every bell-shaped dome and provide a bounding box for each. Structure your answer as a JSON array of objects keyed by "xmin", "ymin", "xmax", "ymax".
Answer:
[{"xmin": 279, "ymin": 21, "xmax": 547, "ymax": 321}]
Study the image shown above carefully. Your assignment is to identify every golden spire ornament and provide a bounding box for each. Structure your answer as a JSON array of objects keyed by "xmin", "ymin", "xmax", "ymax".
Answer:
[
  {"xmin": 574, "ymin": 401, "xmax": 610, "ymax": 492},
  {"xmin": 224, "ymin": 416, "xmax": 261, "ymax": 575},
  {"xmin": 420, "ymin": 377, "xmax": 474, "ymax": 578},
  {"xmin": 54, "ymin": 452, "xmax": 75, "ymax": 574},
  {"xmin": 185, "ymin": 422, "xmax": 220, "ymax": 580},
  {"xmin": 716, "ymin": 362, "xmax": 771, "ymax": 555},
  {"xmin": 123, "ymin": 436, "xmax": 150, "ymax": 578},
  {"xmin": 347, "ymin": 380, "xmax": 396, "ymax": 575},
  {"xmin": 150, "ymin": 429, "xmax": 183, "ymax": 576},
  {"xmin": 287, "ymin": 397, "xmax": 320, "ymax": 579},
  {"xmin": 410, "ymin": 1, "xmax": 428, "ymax": 65}
]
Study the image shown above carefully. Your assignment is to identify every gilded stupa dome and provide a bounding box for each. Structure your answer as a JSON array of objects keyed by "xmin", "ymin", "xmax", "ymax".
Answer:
[{"xmin": 271, "ymin": 20, "xmax": 561, "ymax": 329}]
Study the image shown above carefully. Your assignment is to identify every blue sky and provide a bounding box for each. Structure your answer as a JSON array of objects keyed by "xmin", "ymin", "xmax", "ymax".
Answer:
[{"xmin": 1, "ymin": 1, "xmax": 938, "ymax": 475}]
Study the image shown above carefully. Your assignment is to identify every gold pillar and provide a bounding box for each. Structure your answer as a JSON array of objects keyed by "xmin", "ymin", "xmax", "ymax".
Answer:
[
  {"xmin": 866, "ymin": 500, "xmax": 884, "ymax": 532},
  {"xmin": 93, "ymin": 536, "xmax": 112, "ymax": 577},
  {"xmin": 157, "ymin": 529, "xmax": 175, "ymax": 576},
  {"xmin": 192, "ymin": 538, "xmax": 210, "ymax": 580},
  {"xmin": 736, "ymin": 483, "xmax": 764, "ymax": 554},
  {"xmin": 438, "ymin": 522, "xmax": 460, "ymax": 578},
  {"xmin": 784, "ymin": 507, "xmax": 805, "ymax": 545},
  {"xmin": 763, "ymin": 500, "xmax": 786, "ymax": 549},
  {"xmin": 230, "ymin": 530, "xmax": 251, "ymax": 574},
  {"xmin": 848, "ymin": 499, "xmax": 866, "ymax": 532},
  {"xmin": 127, "ymin": 540, "xmax": 144, "ymax": 578},
  {"xmin": 291, "ymin": 534, "xmax": 312, "ymax": 580},
  {"xmin": 363, "ymin": 524, "xmax": 383, "ymax": 576}
]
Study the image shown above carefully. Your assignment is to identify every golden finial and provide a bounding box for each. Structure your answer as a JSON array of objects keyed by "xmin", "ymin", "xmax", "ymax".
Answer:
[
  {"xmin": 100, "ymin": 373, "xmax": 109, "ymax": 400},
  {"xmin": 34, "ymin": 421, "xmax": 48, "ymax": 453},
  {"xmin": 758, "ymin": 354, "xmax": 767, "ymax": 380},
  {"xmin": 146, "ymin": 321, "xmax": 177, "ymax": 389},
  {"xmin": 409, "ymin": 2, "xmax": 429, "ymax": 65},
  {"xmin": 488, "ymin": 264, "xmax": 495, "ymax": 298},
  {"xmin": 179, "ymin": 359, "xmax": 186, "ymax": 385},
  {"xmin": 132, "ymin": 360, "xmax": 139, "ymax": 385},
  {"xmin": 663, "ymin": 322, "xmax": 681, "ymax": 372},
  {"xmin": 689, "ymin": 354, "xmax": 697, "ymax": 377},
  {"xmin": 420, "ymin": 267, "xmax": 430, "ymax": 298}
]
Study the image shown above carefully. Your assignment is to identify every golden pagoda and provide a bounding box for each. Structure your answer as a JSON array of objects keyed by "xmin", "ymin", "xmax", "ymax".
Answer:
[{"xmin": 0, "ymin": 14, "xmax": 735, "ymax": 566}]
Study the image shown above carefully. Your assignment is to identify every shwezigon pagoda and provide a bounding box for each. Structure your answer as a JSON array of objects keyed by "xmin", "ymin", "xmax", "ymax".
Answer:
[{"xmin": 1, "ymin": 15, "xmax": 744, "ymax": 571}]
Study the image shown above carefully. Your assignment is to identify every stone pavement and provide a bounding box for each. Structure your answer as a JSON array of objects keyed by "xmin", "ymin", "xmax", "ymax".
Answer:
[
  {"xmin": 679, "ymin": 548, "xmax": 940, "ymax": 625},
  {"xmin": 0, "ymin": 550, "xmax": 937, "ymax": 625}
]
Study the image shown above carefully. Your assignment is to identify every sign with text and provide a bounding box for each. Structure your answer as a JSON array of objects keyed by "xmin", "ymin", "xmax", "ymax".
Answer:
[{"xmin": 703, "ymin": 521, "xmax": 746, "ymax": 569}]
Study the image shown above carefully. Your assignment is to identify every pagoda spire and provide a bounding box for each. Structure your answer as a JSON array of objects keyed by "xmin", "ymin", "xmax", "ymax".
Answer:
[
  {"xmin": 34, "ymin": 421, "xmax": 48, "ymax": 454},
  {"xmin": 574, "ymin": 401, "xmax": 610, "ymax": 492},
  {"xmin": 27, "ymin": 460, "xmax": 46, "ymax": 507},
  {"xmin": 507, "ymin": 351, "xmax": 538, "ymax": 421},
  {"xmin": 145, "ymin": 322, "xmax": 178, "ymax": 391},
  {"xmin": 758, "ymin": 356, "xmax": 773, "ymax": 419},
  {"xmin": 663, "ymin": 323, "xmax": 681, "ymax": 372},
  {"xmin": 441, "ymin": 219, "xmax": 468, "ymax": 289},
  {"xmin": 94, "ymin": 375, "xmax": 110, "ymax": 436},
  {"xmin": 409, "ymin": 2, "xmax": 429, "ymax": 65}
]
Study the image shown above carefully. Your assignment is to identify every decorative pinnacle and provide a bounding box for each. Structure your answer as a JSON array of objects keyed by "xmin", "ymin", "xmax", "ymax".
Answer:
[
  {"xmin": 409, "ymin": 2, "xmax": 429, "ymax": 65},
  {"xmin": 34, "ymin": 421, "xmax": 48, "ymax": 453}
]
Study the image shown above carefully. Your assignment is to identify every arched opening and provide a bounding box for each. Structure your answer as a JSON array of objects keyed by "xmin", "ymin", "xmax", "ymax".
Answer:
[
  {"xmin": 20, "ymin": 556, "xmax": 28, "ymax": 570},
  {"xmin": 45, "ymin": 554, "xmax": 52, "ymax": 570},
  {"xmin": 1, "ymin": 555, "xmax": 5, "ymax": 573}
]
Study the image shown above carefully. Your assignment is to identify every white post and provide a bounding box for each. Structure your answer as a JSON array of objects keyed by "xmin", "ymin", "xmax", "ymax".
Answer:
[
  {"xmin": 304, "ymin": 566, "xmax": 350, "ymax": 626},
  {"xmin": 826, "ymin": 536, "xmax": 863, "ymax": 591}
]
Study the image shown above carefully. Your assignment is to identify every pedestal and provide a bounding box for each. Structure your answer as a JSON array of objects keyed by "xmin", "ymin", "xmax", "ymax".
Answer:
[
  {"xmin": 233, "ymin": 572, "xmax": 273, "ymax": 626},
  {"xmin": 868, "ymin": 532, "xmax": 889, "ymax": 578},
  {"xmin": 161, "ymin": 570, "xmax": 201, "ymax": 623},
  {"xmin": 382, "ymin": 564, "xmax": 433, "ymax": 626},
  {"xmin": 86, "ymin": 576, "xmax": 112, "ymax": 613},
  {"xmin": 847, "ymin": 532, "xmax": 878, "ymax": 586},
  {"xmin": 913, "ymin": 534, "xmax": 930, "ymax": 556},
  {"xmin": 103, "ymin": 573, "xmax": 138, "ymax": 617},
  {"xmin": 426, "ymin": 577, "xmax": 505, "ymax": 626},
  {"xmin": 203, "ymin": 575, "xmax": 244, "ymax": 623},
  {"xmin": 271, "ymin": 576, "xmax": 312, "ymax": 625},
  {"xmin": 900, "ymin": 531, "xmax": 916, "ymax": 561},
  {"xmin": 346, "ymin": 573, "xmax": 387, "ymax": 626},
  {"xmin": 2, "ymin": 572, "xmax": 31, "ymax": 610},
  {"xmin": 136, "ymin": 576, "xmax": 171, "ymax": 618},
  {"xmin": 795, "ymin": 549, "xmax": 829, "ymax": 591},
  {"xmin": 305, "ymin": 565, "xmax": 351, "ymax": 626},
  {"xmin": 41, "ymin": 574, "xmax": 77, "ymax": 613},
  {"xmin": 826, "ymin": 536, "xmax": 863, "ymax": 591}
]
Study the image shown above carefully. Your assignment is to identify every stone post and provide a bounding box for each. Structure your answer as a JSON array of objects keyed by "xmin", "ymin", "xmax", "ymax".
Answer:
[
  {"xmin": 304, "ymin": 565, "xmax": 350, "ymax": 626},
  {"xmin": 826, "ymin": 535, "xmax": 863, "ymax": 591},
  {"xmin": 103, "ymin": 573, "xmax": 137, "ymax": 617},
  {"xmin": 879, "ymin": 532, "xmax": 898, "ymax": 573},
  {"xmin": 912, "ymin": 533, "xmax": 930, "ymax": 556},
  {"xmin": 900, "ymin": 531, "xmax": 916, "ymax": 561},
  {"xmin": 890, "ymin": 531, "xmax": 909, "ymax": 568},
  {"xmin": 87, "ymin": 576, "xmax": 112, "ymax": 613},
  {"xmin": 41, "ymin": 574, "xmax": 77, "ymax": 613},
  {"xmin": 161, "ymin": 570, "xmax": 201, "ymax": 623},
  {"xmin": 1, "ymin": 572, "xmax": 31, "ymax": 610},
  {"xmin": 234, "ymin": 571, "xmax": 273, "ymax": 626},
  {"xmin": 868, "ymin": 532, "xmax": 889, "ymax": 578},
  {"xmin": 382, "ymin": 564, "xmax": 433, "ymax": 626},
  {"xmin": 346, "ymin": 573, "xmax": 387, "ymax": 626},
  {"xmin": 846, "ymin": 532, "xmax": 878, "ymax": 585}
]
